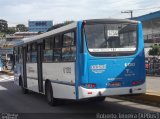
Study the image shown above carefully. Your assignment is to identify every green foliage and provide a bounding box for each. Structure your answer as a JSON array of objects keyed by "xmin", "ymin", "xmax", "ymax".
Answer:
[
  {"xmin": 0, "ymin": 32, "xmax": 5, "ymax": 37},
  {"xmin": 149, "ymin": 45, "xmax": 160, "ymax": 56},
  {"xmin": 0, "ymin": 19, "xmax": 8, "ymax": 32},
  {"xmin": 7, "ymin": 27, "xmax": 16, "ymax": 34},
  {"xmin": 16, "ymin": 24, "xmax": 28, "ymax": 32}
]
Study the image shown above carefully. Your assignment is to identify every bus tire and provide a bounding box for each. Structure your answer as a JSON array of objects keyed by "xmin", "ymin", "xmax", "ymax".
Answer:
[
  {"xmin": 45, "ymin": 82, "xmax": 57, "ymax": 106},
  {"xmin": 20, "ymin": 77, "xmax": 28, "ymax": 94}
]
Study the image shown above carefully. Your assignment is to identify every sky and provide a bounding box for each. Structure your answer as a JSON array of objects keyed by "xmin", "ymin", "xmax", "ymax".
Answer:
[{"xmin": 0, "ymin": 0, "xmax": 160, "ymax": 27}]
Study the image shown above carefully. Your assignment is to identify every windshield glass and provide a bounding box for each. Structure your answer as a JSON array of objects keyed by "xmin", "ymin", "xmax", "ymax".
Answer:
[{"xmin": 84, "ymin": 23, "xmax": 137, "ymax": 56}]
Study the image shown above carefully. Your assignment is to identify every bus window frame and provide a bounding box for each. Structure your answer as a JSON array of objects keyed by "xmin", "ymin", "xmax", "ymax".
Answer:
[
  {"xmin": 82, "ymin": 22, "xmax": 139, "ymax": 57},
  {"xmin": 62, "ymin": 31, "xmax": 76, "ymax": 62}
]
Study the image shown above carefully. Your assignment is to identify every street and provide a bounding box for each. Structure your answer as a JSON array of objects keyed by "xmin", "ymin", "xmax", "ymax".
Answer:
[{"xmin": 0, "ymin": 73, "xmax": 160, "ymax": 119}]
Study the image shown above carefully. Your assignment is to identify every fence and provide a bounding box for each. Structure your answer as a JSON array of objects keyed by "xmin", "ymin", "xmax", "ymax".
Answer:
[{"xmin": 145, "ymin": 57, "xmax": 160, "ymax": 76}]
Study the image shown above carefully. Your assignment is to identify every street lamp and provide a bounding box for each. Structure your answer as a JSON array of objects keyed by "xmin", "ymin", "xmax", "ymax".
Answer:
[{"xmin": 121, "ymin": 10, "xmax": 133, "ymax": 19}]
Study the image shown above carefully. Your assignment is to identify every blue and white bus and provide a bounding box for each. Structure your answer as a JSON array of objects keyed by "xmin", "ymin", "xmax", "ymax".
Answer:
[
  {"xmin": 0, "ymin": 58, "xmax": 2, "ymax": 71},
  {"xmin": 14, "ymin": 19, "xmax": 146, "ymax": 105}
]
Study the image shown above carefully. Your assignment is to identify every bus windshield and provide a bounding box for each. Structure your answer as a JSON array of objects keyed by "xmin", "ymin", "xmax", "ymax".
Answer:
[{"xmin": 84, "ymin": 23, "xmax": 137, "ymax": 56}]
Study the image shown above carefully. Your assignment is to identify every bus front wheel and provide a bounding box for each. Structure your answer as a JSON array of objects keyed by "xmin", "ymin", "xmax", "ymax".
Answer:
[{"xmin": 45, "ymin": 82, "xmax": 57, "ymax": 106}]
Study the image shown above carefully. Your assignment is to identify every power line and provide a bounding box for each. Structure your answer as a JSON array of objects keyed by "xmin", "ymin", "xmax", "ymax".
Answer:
[
  {"xmin": 132, "ymin": 6, "xmax": 160, "ymax": 11},
  {"xmin": 121, "ymin": 10, "xmax": 133, "ymax": 18},
  {"xmin": 121, "ymin": 6, "xmax": 160, "ymax": 18}
]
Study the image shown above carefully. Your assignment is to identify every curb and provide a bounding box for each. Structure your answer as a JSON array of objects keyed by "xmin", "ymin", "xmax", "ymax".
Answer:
[
  {"xmin": 146, "ymin": 74, "xmax": 160, "ymax": 77},
  {"xmin": 112, "ymin": 93, "xmax": 160, "ymax": 107}
]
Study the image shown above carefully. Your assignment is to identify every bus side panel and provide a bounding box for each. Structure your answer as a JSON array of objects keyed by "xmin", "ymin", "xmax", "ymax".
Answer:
[
  {"xmin": 43, "ymin": 63, "xmax": 76, "ymax": 99},
  {"xmin": 26, "ymin": 63, "xmax": 39, "ymax": 92},
  {"xmin": 14, "ymin": 63, "xmax": 23, "ymax": 86}
]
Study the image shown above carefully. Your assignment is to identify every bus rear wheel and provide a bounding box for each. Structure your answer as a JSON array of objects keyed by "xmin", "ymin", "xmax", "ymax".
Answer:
[{"xmin": 45, "ymin": 82, "xmax": 57, "ymax": 106}]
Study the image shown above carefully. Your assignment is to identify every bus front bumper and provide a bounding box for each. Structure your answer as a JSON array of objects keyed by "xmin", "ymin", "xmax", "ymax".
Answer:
[{"xmin": 78, "ymin": 83, "xmax": 146, "ymax": 99}]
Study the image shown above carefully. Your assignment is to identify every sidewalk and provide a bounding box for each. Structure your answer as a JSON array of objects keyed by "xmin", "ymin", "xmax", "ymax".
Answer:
[
  {"xmin": 114, "ymin": 76, "xmax": 160, "ymax": 107},
  {"xmin": 146, "ymin": 76, "xmax": 160, "ymax": 95}
]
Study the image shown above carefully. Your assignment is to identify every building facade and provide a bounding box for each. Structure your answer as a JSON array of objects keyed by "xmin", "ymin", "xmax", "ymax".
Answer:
[
  {"xmin": 28, "ymin": 20, "xmax": 53, "ymax": 32},
  {"xmin": 133, "ymin": 11, "xmax": 160, "ymax": 57},
  {"xmin": 133, "ymin": 11, "xmax": 160, "ymax": 46}
]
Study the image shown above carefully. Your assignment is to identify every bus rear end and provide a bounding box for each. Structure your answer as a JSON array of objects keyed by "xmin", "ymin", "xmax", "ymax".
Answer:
[{"xmin": 78, "ymin": 19, "xmax": 146, "ymax": 99}]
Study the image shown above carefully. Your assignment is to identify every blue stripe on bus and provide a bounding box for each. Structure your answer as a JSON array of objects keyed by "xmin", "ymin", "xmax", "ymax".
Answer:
[{"xmin": 75, "ymin": 21, "xmax": 83, "ymax": 100}]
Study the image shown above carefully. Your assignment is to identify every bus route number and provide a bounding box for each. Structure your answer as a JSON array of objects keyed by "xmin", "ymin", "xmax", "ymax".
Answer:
[{"xmin": 63, "ymin": 67, "xmax": 71, "ymax": 74}]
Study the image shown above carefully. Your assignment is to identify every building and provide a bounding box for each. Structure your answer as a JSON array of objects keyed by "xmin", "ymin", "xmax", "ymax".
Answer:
[
  {"xmin": 133, "ymin": 11, "xmax": 160, "ymax": 57},
  {"xmin": 28, "ymin": 20, "xmax": 53, "ymax": 32}
]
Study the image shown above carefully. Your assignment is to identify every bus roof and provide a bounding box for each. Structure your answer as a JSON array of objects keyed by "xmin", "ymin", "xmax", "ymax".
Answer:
[
  {"xmin": 16, "ymin": 22, "xmax": 77, "ymax": 46},
  {"xmin": 84, "ymin": 18, "xmax": 139, "ymax": 24},
  {"xmin": 15, "ymin": 18, "xmax": 139, "ymax": 47}
]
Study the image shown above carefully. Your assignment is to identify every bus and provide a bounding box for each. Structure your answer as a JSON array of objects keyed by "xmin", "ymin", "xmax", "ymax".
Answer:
[
  {"xmin": 14, "ymin": 19, "xmax": 146, "ymax": 105},
  {"xmin": 0, "ymin": 58, "xmax": 2, "ymax": 71}
]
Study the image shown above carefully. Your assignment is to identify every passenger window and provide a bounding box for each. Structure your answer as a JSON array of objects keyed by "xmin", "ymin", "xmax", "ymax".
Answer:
[
  {"xmin": 31, "ymin": 43, "xmax": 37, "ymax": 63},
  {"xmin": 43, "ymin": 38, "xmax": 54, "ymax": 62},
  {"xmin": 53, "ymin": 35, "xmax": 61, "ymax": 62},
  {"xmin": 19, "ymin": 47, "xmax": 23, "ymax": 63},
  {"xmin": 14, "ymin": 47, "xmax": 19, "ymax": 63},
  {"xmin": 62, "ymin": 32, "xmax": 76, "ymax": 62},
  {"xmin": 63, "ymin": 32, "xmax": 74, "ymax": 47},
  {"xmin": 27, "ymin": 45, "xmax": 31, "ymax": 62}
]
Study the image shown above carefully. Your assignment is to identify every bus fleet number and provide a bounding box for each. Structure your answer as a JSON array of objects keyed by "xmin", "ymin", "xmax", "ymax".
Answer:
[{"xmin": 63, "ymin": 67, "xmax": 71, "ymax": 74}]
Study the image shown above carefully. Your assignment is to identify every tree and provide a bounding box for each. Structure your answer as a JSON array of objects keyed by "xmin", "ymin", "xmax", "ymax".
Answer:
[
  {"xmin": 0, "ymin": 19, "xmax": 8, "ymax": 32},
  {"xmin": 7, "ymin": 27, "xmax": 16, "ymax": 34},
  {"xmin": 148, "ymin": 45, "xmax": 160, "ymax": 56},
  {"xmin": 16, "ymin": 24, "xmax": 28, "ymax": 32},
  {"xmin": 47, "ymin": 21, "xmax": 74, "ymax": 31}
]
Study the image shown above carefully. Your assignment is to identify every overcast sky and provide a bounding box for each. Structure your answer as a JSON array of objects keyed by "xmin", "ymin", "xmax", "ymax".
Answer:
[{"xmin": 0, "ymin": 0, "xmax": 160, "ymax": 27}]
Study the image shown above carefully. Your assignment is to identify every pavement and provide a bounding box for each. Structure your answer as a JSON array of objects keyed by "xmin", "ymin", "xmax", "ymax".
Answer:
[
  {"xmin": 112, "ymin": 76, "xmax": 160, "ymax": 107},
  {"xmin": 0, "ymin": 77, "xmax": 160, "ymax": 119},
  {"xmin": 0, "ymin": 73, "xmax": 160, "ymax": 119},
  {"xmin": 146, "ymin": 76, "xmax": 160, "ymax": 95}
]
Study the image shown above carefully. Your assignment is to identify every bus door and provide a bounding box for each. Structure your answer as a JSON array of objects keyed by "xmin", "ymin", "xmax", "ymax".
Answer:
[
  {"xmin": 22, "ymin": 47, "xmax": 27, "ymax": 88},
  {"xmin": 37, "ymin": 43, "xmax": 43, "ymax": 93},
  {"xmin": 26, "ymin": 43, "xmax": 39, "ymax": 92}
]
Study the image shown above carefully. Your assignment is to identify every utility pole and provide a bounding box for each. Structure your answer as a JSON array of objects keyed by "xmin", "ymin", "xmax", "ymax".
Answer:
[{"xmin": 121, "ymin": 10, "xmax": 133, "ymax": 19}]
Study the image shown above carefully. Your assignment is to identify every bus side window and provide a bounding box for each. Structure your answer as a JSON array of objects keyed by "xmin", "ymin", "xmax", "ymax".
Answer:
[
  {"xmin": 43, "ymin": 37, "xmax": 54, "ymax": 62},
  {"xmin": 53, "ymin": 35, "xmax": 61, "ymax": 62},
  {"xmin": 19, "ymin": 47, "xmax": 23, "ymax": 63},
  {"xmin": 62, "ymin": 31, "xmax": 76, "ymax": 62},
  {"xmin": 14, "ymin": 47, "xmax": 18, "ymax": 63},
  {"xmin": 31, "ymin": 43, "xmax": 37, "ymax": 63},
  {"xmin": 27, "ymin": 44, "xmax": 31, "ymax": 63}
]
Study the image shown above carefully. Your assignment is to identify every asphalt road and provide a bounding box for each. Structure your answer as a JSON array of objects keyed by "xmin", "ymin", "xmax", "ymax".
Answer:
[{"xmin": 0, "ymin": 74, "xmax": 160, "ymax": 119}]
